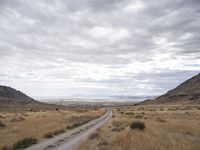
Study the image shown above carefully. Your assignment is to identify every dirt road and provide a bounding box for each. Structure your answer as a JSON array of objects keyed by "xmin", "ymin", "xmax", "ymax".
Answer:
[{"xmin": 23, "ymin": 109, "xmax": 112, "ymax": 150}]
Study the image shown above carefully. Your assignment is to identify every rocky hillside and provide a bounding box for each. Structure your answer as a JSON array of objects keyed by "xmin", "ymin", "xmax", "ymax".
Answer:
[
  {"xmin": 139, "ymin": 73, "xmax": 200, "ymax": 105},
  {"xmin": 0, "ymin": 85, "xmax": 39, "ymax": 105}
]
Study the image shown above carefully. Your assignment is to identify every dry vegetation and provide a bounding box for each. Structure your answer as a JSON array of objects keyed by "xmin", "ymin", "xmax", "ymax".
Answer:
[
  {"xmin": 76, "ymin": 105, "xmax": 200, "ymax": 150},
  {"xmin": 0, "ymin": 108, "xmax": 106, "ymax": 149}
]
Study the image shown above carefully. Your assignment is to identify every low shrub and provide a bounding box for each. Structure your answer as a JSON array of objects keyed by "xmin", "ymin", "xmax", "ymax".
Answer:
[
  {"xmin": 97, "ymin": 140, "xmax": 108, "ymax": 146},
  {"xmin": 0, "ymin": 120, "xmax": 6, "ymax": 129},
  {"xmin": 125, "ymin": 112, "xmax": 134, "ymax": 115},
  {"xmin": 44, "ymin": 132, "xmax": 53, "ymax": 138},
  {"xmin": 66, "ymin": 119, "xmax": 92, "ymax": 130},
  {"xmin": 10, "ymin": 116, "xmax": 25, "ymax": 122},
  {"xmin": 2, "ymin": 146, "xmax": 11, "ymax": 150},
  {"xmin": 112, "ymin": 127, "xmax": 124, "ymax": 132},
  {"xmin": 134, "ymin": 115, "xmax": 143, "ymax": 119},
  {"xmin": 53, "ymin": 129, "xmax": 65, "ymax": 135},
  {"xmin": 149, "ymin": 109, "xmax": 156, "ymax": 111},
  {"xmin": 44, "ymin": 129, "xmax": 65, "ymax": 138},
  {"xmin": 130, "ymin": 121, "xmax": 145, "ymax": 130},
  {"xmin": 155, "ymin": 117, "xmax": 166, "ymax": 122},
  {"xmin": 12, "ymin": 138, "xmax": 37, "ymax": 149},
  {"xmin": 89, "ymin": 133, "xmax": 100, "ymax": 140}
]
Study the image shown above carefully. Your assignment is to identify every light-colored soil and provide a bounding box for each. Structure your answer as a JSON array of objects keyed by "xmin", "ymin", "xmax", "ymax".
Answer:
[
  {"xmin": 0, "ymin": 108, "xmax": 105, "ymax": 149},
  {"xmin": 77, "ymin": 105, "xmax": 200, "ymax": 150}
]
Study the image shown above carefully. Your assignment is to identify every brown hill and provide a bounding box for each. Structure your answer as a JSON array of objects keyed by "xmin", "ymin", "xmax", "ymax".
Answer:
[
  {"xmin": 0, "ymin": 85, "xmax": 39, "ymax": 105},
  {"xmin": 139, "ymin": 73, "xmax": 200, "ymax": 105},
  {"xmin": 0, "ymin": 85, "xmax": 56, "ymax": 112}
]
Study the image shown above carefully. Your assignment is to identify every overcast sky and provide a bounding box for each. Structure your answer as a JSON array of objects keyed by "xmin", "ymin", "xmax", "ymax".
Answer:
[{"xmin": 0, "ymin": 0, "xmax": 200, "ymax": 98}]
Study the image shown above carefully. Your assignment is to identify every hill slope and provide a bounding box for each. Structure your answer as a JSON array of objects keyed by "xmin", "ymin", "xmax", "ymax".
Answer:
[
  {"xmin": 0, "ymin": 85, "xmax": 39, "ymax": 105},
  {"xmin": 140, "ymin": 73, "xmax": 200, "ymax": 105},
  {"xmin": 0, "ymin": 85, "xmax": 62, "ymax": 112}
]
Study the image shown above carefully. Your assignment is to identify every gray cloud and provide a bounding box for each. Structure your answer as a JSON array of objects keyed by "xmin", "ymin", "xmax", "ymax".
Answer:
[{"xmin": 0, "ymin": 0, "xmax": 199, "ymax": 97}]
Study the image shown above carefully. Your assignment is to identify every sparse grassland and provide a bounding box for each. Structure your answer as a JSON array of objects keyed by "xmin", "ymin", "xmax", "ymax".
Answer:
[
  {"xmin": 76, "ymin": 105, "xmax": 200, "ymax": 150},
  {"xmin": 0, "ymin": 108, "xmax": 105, "ymax": 149}
]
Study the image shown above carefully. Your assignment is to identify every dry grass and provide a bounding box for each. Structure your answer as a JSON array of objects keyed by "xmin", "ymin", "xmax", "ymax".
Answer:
[
  {"xmin": 76, "ymin": 105, "xmax": 200, "ymax": 150},
  {"xmin": 0, "ymin": 108, "xmax": 105, "ymax": 149}
]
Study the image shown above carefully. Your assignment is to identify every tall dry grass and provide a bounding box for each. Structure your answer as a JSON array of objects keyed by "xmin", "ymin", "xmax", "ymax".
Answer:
[
  {"xmin": 76, "ymin": 105, "xmax": 200, "ymax": 150},
  {"xmin": 0, "ymin": 108, "xmax": 105, "ymax": 149}
]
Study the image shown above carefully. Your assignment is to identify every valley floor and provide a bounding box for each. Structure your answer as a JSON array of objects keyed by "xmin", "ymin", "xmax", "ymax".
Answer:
[
  {"xmin": 0, "ymin": 107, "xmax": 105, "ymax": 149},
  {"xmin": 76, "ymin": 105, "xmax": 200, "ymax": 150}
]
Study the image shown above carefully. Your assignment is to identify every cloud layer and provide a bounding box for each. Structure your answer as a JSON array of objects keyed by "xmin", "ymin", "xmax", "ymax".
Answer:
[{"xmin": 0, "ymin": 0, "xmax": 200, "ymax": 98}]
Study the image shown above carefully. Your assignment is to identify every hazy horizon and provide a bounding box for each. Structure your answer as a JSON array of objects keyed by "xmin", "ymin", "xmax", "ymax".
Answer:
[{"xmin": 33, "ymin": 94, "xmax": 157, "ymax": 102}]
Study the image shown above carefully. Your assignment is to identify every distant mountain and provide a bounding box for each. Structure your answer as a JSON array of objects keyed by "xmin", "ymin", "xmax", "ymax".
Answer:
[
  {"xmin": 138, "ymin": 73, "xmax": 200, "ymax": 105},
  {"xmin": 110, "ymin": 95, "xmax": 157, "ymax": 100},
  {"xmin": 0, "ymin": 85, "xmax": 40, "ymax": 105}
]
